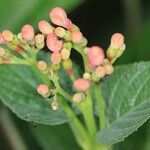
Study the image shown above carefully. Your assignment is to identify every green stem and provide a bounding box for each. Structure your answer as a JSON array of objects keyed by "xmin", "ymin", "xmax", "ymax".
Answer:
[
  {"xmin": 95, "ymin": 85, "xmax": 106, "ymax": 129},
  {"xmin": 58, "ymin": 95, "xmax": 91, "ymax": 150},
  {"xmin": 73, "ymin": 44, "xmax": 89, "ymax": 72},
  {"xmin": 78, "ymin": 91, "xmax": 97, "ymax": 137}
]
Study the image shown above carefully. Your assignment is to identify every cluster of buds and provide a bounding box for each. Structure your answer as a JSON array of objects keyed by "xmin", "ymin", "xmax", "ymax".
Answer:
[
  {"xmin": 72, "ymin": 33, "xmax": 125, "ymax": 103},
  {"xmin": 0, "ymin": 7, "xmax": 125, "ymax": 110}
]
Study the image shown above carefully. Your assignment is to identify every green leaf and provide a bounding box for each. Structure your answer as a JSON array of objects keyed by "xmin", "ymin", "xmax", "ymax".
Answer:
[
  {"xmin": 0, "ymin": 0, "xmax": 86, "ymax": 32},
  {"xmin": 31, "ymin": 124, "xmax": 80, "ymax": 150},
  {"xmin": 96, "ymin": 61, "xmax": 150, "ymax": 145},
  {"xmin": 0, "ymin": 64, "xmax": 69, "ymax": 125}
]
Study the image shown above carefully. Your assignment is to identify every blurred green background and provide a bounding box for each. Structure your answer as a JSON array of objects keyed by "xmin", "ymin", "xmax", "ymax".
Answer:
[{"xmin": 0, "ymin": 0, "xmax": 150, "ymax": 149}]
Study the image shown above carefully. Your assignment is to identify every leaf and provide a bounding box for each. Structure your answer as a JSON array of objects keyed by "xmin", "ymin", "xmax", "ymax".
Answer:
[
  {"xmin": 0, "ymin": 0, "xmax": 86, "ymax": 32},
  {"xmin": 0, "ymin": 64, "xmax": 69, "ymax": 125},
  {"xmin": 31, "ymin": 124, "xmax": 80, "ymax": 150},
  {"xmin": 96, "ymin": 61, "xmax": 150, "ymax": 145}
]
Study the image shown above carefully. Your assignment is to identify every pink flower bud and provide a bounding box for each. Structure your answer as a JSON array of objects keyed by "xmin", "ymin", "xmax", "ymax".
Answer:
[
  {"xmin": 73, "ymin": 78, "xmax": 90, "ymax": 92},
  {"xmin": 51, "ymin": 52, "xmax": 62, "ymax": 64},
  {"xmin": 37, "ymin": 60, "xmax": 47, "ymax": 71},
  {"xmin": 35, "ymin": 34, "xmax": 44, "ymax": 44},
  {"xmin": 38, "ymin": 20, "xmax": 53, "ymax": 34},
  {"xmin": 21, "ymin": 24, "xmax": 34, "ymax": 41},
  {"xmin": 54, "ymin": 27, "xmax": 66, "ymax": 38},
  {"xmin": 71, "ymin": 31, "xmax": 83, "ymax": 43},
  {"xmin": 37, "ymin": 84, "xmax": 49, "ymax": 96},
  {"xmin": 0, "ymin": 32, "xmax": 5, "ymax": 44},
  {"xmin": 110, "ymin": 33, "xmax": 124, "ymax": 49},
  {"xmin": 95, "ymin": 66, "xmax": 106, "ymax": 78},
  {"xmin": 49, "ymin": 7, "xmax": 72, "ymax": 29},
  {"xmin": 46, "ymin": 33, "xmax": 63, "ymax": 52},
  {"xmin": 88, "ymin": 46, "xmax": 105, "ymax": 67},
  {"xmin": 104, "ymin": 64, "xmax": 114, "ymax": 75},
  {"xmin": 2, "ymin": 30, "xmax": 14, "ymax": 42}
]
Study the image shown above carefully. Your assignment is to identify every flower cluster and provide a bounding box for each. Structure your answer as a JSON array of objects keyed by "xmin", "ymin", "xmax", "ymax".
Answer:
[{"xmin": 0, "ymin": 7, "xmax": 125, "ymax": 110}]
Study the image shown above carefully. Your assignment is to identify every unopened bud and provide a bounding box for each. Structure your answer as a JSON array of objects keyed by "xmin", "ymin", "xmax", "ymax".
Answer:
[
  {"xmin": 72, "ymin": 92, "xmax": 85, "ymax": 103},
  {"xmin": 51, "ymin": 52, "xmax": 62, "ymax": 64},
  {"xmin": 71, "ymin": 31, "xmax": 83, "ymax": 43},
  {"xmin": 2, "ymin": 30, "xmax": 14, "ymax": 42},
  {"xmin": 52, "ymin": 63, "xmax": 61, "ymax": 71},
  {"xmin": 38, "ymin": 20, "xmax": 53, "ymax": 34},
  {"xmin": 0, "ymin": 32, "xmax": 6, "ymax": 44},
  {"xmin": 0, "ymin": 48, "xmax": 6, "ymax": 56},
  {"xmin": 37, "ymin": 60, "xmax": 47, "ymax": 71},
  {"xmin": 61, "ymin": 48, "xmax": 70, "ymax": 60},
  {"xmin": 95, "ymin": 66, "xmax": 106, "ymax": 78},
  {"xmin": 37, "ymin": 84, "xmax": 49, "ymax": 96},
  {"xmin": 49, "ymin": 7, "xmax": 73, "ymax": 29},
  {"xmin": 54, "ymin": 27, "xmax": 66, "ymax": 38},
  {"xmin": 62, "ymin": 58, "xmax": 73, "ymax": 75},
  {"xmin": 83, "ymin": 72, "xmax": 91, "ymax": 80},
  {"xmin": 71, "ymin": 25, "xmax": 80, "ymax": 31},
  {"xmin": 88, "ymin": 46, "xmax": 105, "ymax": 67},
  {"xmin": 110, "ymin": 33, "xmax": 124, "ymax": 49},
  {"xmin": 73, "ymin": 78, "xmax": 90, "ymax": 92},
  {"xmin": 104, "ymin": 64, "xmax": 114, "ymax": 75},
  {"xmin": 64, "ymin": 30, "xmax": 72, "ymax": 41},
  {"xmin": 79, "ymin": 37, "xmax": 88, "ymax": 47},
  {"xmin": 35, "ymin": 34, "xmax": 44, "ymax": 45},
  {"xmin": 63, "ymin": 42, "xmax": 72, "ymax": 50},
  {"xmin": 84, "ymin": 47, "xmax": 90, "ymax": 54},
  {"xmin": 51, "ymin": 101, "xmax": 59, "ymax": 111},
  {"xmin": 21, "ymin": 24, "xmax": 34, "ymax": 41},
  {"xmin": 107, "ymin": 33, "xmax": 125, "ymax": 63},
  {"xmin": 46, "ymin": 33, "xmax": 63, "ymax": 52},
  {"xmin": 62, "ymin": 58, "xmax": 72, "ymax": 70}
]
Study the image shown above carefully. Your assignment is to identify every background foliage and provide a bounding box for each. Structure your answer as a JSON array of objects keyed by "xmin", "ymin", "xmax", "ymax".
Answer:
[{"xmin": 0, "ymin": 0, "xmax": 150, "ymax": 149}]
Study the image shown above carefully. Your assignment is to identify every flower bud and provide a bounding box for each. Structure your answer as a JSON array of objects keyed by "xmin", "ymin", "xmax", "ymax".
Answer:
[
  {"xmin": 83, "ymin": 72, "xmax": 91, "ymax": 80},
  {"xmin": 54, "ymin": 27, "xmax": 66, "ymax": 38},
  {"xmin": 95, "ymin": 66, "xmax": 106, "ymax": 78},
  {"xmin": 38, "ymin": 20, "xmax": 53, "ymax": 34},
  {"xmin": 71, "ymin": 25, "xmax": 80, "ymax": 31},
  {"xmin": 37, "ymin": 60, "xmax": 47, "ymax": 71},
  {"xmin": 51, "ymin": 101, "xmax": 59, "ymax": 111},
  {"xmin": 37, "ymin": 84, "xmax": 49, "ymax": 96},
  {"xmin": 35, "ymin": 34, "xmax": 44, "ymax": 45},
  {"xmin": 71, "ymin": 31, "xmax": 83, "ymax": 43},
  {"xmin": 88, "ymin": 46, "xmax": 105, "ymax": 67},
  {"xmin": 0, "ymin": 48, "xmax": 6, "ymax": 57},
  {"xmin": 104, "ymin": 64, "xmax": 114, "ymax": 75},
  {"xmin": 49, "ymin": 7, "xmax": 73, "ymax": 29},
  {"xmin": 46, "ymin": 33, "xmax": 63, "ymax": 52},
  {"xmin": 0, "ymin": 32, "xmax": 6, "ymax": 44},
  {"xmin": 84, "ymin": 47, "xmax": 90, "ymax": 54},
  {"xmin": 64, "ymin": 30, "xmax": 72, "ymax": 41},
  {"xmin": 79, "ymin": 37, "xmax": 88, "ymax": 47},
  {"xmin": 73, "ymin": 78, "xmax": 90, "ymax": 92},
  {"xmin": 72, "ymin": 92, "xmax": 85, "ymax": 103},
  {"xmin": 51, "ymin": 52, "xmax": 62, "ymax": 64},
  {"xmin": 63, "ymin": 42, "xmax": 72, "ymax": 50},
  {"xmin": 61, "ymin": 48, "xmax": 70, "ymax": 60},
  {"xmin": 52, "ymin": 63, "xmax": 61, "ymax": 71},
  {"xmin": 110, "ymin": 33, "xmax": 124, "ymax": 49},
  {"xmin": 62, "ymin": 58, "xmax": 73, "ymax": 75},
  {"xmin": 107, "ymin": 33, "xmax": 125, "ymax": 63},
  {"xmin": 2, "ymin": 30, "xmax": 14, "ymax": 42},
  {"xmin": 21, "ymin": 24, "xmax": 34, "ymax": 41}
]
